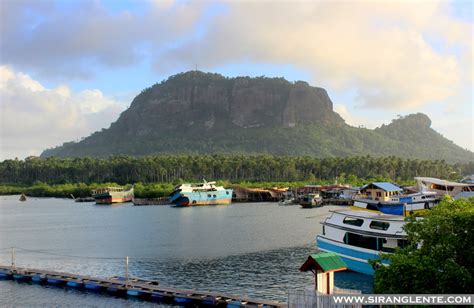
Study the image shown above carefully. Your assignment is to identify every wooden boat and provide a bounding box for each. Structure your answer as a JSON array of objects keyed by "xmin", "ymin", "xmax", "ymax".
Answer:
[
  {"xmin": 19, "ymin": 193, "xmax": 27, "ymax": 201},
  {"xmin": 299, "ymin": 193, "xmax": 323, "ymax": 208},
  {"xmin": 91, "ymin": 187, "xmax": 134, "ymax": 204}
]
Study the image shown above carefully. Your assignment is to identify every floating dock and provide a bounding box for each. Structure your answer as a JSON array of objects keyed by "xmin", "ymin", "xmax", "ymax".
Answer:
[{"xmin": 0, "ymin": 265, "xmax": 285, "ymax": 307}]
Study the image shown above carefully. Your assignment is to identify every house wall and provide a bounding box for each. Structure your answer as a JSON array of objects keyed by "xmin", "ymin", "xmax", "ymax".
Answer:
[{"xmin": 363, "ymin": 188, "xmax": 397, "ymax": 202}]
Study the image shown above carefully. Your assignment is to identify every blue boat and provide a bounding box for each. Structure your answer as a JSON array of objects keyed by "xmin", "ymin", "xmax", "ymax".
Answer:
[
  {"xmin": 66, "ymin": 280, "xmax": 83, "ymax": 288},
  {"xmin": 31, "ymin": 274, "xmax": 46, "ymax": 283},
  {"xmin": 316, "ymin": 210, "xmax": 407, "ymax": 275},
  {"xmin": 169, "ymin": 180, "xmax": 233, "ymax": 207},
  {"xmin": 353, "ymin": 183, "xmax": 439, "ymax": 216}
]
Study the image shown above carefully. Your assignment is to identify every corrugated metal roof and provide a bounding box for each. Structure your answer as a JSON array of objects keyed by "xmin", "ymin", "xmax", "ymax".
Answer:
[
  {"xmin": 362, "ymin": 182, "xmax": 402, "ymax": 192},
  {"xmin": 310, "ymin": 252, "xmax": 347, "ymax": 272}
]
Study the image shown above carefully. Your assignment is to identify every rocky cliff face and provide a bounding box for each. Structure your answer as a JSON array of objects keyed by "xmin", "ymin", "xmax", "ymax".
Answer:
[{"xmin": 111, "ymin": 71, "xmax": 344, "ymax": 136}]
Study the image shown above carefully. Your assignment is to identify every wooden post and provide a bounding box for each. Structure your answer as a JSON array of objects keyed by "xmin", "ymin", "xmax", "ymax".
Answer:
[
  {"xmin": 125, "ymin": 256, "xmax": 129, "ymax": 287},
  {"xmin": 11, "ymin": 247, "xmax": 15, "ymax": 270}
]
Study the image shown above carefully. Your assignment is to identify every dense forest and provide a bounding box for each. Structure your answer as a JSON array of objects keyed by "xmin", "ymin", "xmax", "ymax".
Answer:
[{"xmin": 1, "ymin": 155, "xmax": 471, "ymax": 185}]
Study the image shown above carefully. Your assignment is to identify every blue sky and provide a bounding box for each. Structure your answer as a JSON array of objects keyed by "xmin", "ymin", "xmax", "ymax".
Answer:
[{"xmin": 0, "ymin": 0, "xmax": 472, "ymax": 159}]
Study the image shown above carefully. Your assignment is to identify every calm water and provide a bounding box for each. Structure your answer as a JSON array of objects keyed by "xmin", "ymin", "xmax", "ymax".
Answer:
[{"xmin": 0, "ymin": 196, "xmax": 372, "ymax": 306}]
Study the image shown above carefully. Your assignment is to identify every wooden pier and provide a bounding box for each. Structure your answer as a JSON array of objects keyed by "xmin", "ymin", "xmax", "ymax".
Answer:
[{"xmin": 0, "ymin": 265, "xmax": 285, "ymax": 307}]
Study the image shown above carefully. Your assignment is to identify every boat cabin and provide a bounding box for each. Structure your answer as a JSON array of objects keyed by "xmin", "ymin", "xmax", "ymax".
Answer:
[{"xmin": 360, "ymin": 182, "xmax": 402, "ymax": 202}]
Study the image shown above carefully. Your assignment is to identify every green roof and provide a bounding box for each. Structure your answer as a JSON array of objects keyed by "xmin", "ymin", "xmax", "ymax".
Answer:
[{"xmin": 308, "ymin": 252, "xmax": 347, "ymax": 272}]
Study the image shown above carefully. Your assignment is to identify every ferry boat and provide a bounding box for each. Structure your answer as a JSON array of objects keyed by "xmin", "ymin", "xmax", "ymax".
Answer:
[
  {"xmin": 414, "ymin": 177, "xmax": 474, "ymax": 199},
  {"xmin": 169, "ymin": 180, "xmax": 233, "ymax": 207},
  {"xmin": 300, "ymin": 193, "xmax": 323, "ymax": 208},
  {"xmin": 316, "ymin": 210, "xmax": 407, "ymax": 275},
  {"xmin": 353, "ymin": 191, "xmax": 440, "ymax": 216},
  {"xmin": 91, "ymin": 187, "xmax": 134, "ymax": 204}
]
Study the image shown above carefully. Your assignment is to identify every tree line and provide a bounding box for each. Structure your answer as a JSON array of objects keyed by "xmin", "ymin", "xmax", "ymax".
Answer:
[{"xmin": 0, "ymin": 155, "xmax": 469, "ymax": 185}]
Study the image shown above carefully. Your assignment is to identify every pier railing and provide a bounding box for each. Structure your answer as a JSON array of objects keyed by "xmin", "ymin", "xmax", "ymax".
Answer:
[{"xmin": 288, "ymin": 288, "xmax": 362, "ymax": 308}]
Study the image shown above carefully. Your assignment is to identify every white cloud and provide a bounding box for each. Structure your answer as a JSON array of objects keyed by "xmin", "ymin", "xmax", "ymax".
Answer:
[{"xmin": 0, "ymin": 66, "xmax": 125, "ymax": 159}]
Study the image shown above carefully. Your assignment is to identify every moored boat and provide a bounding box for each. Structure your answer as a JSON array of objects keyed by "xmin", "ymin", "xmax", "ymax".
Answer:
[
  {"xmin": 353, "ymin": 191, "xmax": 440, "ymax": 216},
  {"xmin": 316, "ymin": 210, "xmax": 407, "ymax": 275},
  {"xmin": 92, "ymin": 187, "xmax": 134, "ymax": 204},
  {"xmin": 169, "ymin": 180, "xmax": 233, "ymax": 207},
  {"xmin": 299, "ymin": 193, "xmax": 323, "ymax": 208}
]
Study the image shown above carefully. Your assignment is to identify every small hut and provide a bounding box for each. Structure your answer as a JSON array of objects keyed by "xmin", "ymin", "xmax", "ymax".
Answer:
[{"xmin": 299, "ymin": 252, "xmax": 347, "ymax": 294}]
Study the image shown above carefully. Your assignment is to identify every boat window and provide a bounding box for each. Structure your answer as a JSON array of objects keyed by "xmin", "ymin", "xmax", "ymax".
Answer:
[
  {"xmin": 226, "ymin": 191, "xmax": 229, "ymax": 195},
  {"xmin": 207, "ymin": 194, "xmax": 211, "ymax": 198},
  {"xmin": 397, "ymin": 239, "xmax": 409, "ymax": 248},
  {"xmin": 370, "ymin": 221, "xmax": 390, "ymax": 231},
  {"xmin": 343, "ymin": 232, "xmax": 383, "ymax": 250},
  {"xmin": 343, "ymin": 217, "xmax": 364, "ymax": 227},
  {"xmin": 213, "ymin": 195, "xmax": 216, "ymax": 198}
]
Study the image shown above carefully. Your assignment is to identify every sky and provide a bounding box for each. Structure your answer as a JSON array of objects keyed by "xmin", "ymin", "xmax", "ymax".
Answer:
[{"xmin": 0, "ymin": 0, "xmax": 472, "ymax": 160}]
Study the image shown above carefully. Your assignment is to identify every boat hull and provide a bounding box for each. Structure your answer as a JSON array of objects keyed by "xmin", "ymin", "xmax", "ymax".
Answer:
[
  {"xmin": 93, "ymin": 188, "xmax": 134, "ymax": 204},
  {"xmin": 171, "ymin": 189, "xmax": 233, "ymax": 207},
  {"xmin": 353, "ymin": 199, "xmax": 435, "ymax": 216},
  {"xmin": 317, "ymin": 236, "xmax": 387, "ymax": 276}
]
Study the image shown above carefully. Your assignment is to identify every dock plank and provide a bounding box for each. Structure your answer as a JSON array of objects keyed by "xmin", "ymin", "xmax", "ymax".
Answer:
[{"xmin": 0, "ymin": 265, "xmax": 286, "ymax": 307}]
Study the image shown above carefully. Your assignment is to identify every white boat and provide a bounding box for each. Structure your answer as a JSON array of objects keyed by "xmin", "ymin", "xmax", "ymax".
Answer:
[
  {"xmin": 353, "ymin": 191, "xmax": 440, "ymax": 216},
  {"xmin": 169, "ymin": 180, "xmax": 233, "ymax": 206},
  {"xmin": 316, "ymin": 210, "xmax": 407, "ymax": 275},
  {"xmin": 414, "ymin": 177, "xmax": 474, "ymax": 198},
  {"xmin": 279, "ymin": 197, "xmax": 296, "ymax": 206}
]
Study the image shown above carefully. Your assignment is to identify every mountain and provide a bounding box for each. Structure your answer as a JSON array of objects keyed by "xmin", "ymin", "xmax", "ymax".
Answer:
[{"xmin": 41, "ymin": 71, "xmax": 473, "ymax": 162}]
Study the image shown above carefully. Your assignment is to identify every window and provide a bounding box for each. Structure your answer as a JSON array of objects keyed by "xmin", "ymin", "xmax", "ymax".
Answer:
[
  {"xmin": 207, "ymin": 194, "xmax": 211, "ymax": 198},
  {"xmin": 397, "ymin": 239, "xmax": 409, "ymax": 248},
  {"xmin": 370, "ymin": 221, "xmax": 390, "ymax": 231},
  {"xmin": 213, "ymin": 194, "xmax": 216, "ymax": 198},
  {"xmin": 376, "ymin": 192, "xmax": 382, "ymax": 197},
  {"xmin": 343, "ymin": 217, "xmax": 364, "ymax": 227},
  {"xmin": 343, "ymin": 232, "xmax": 384, "ymax": 250}
]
